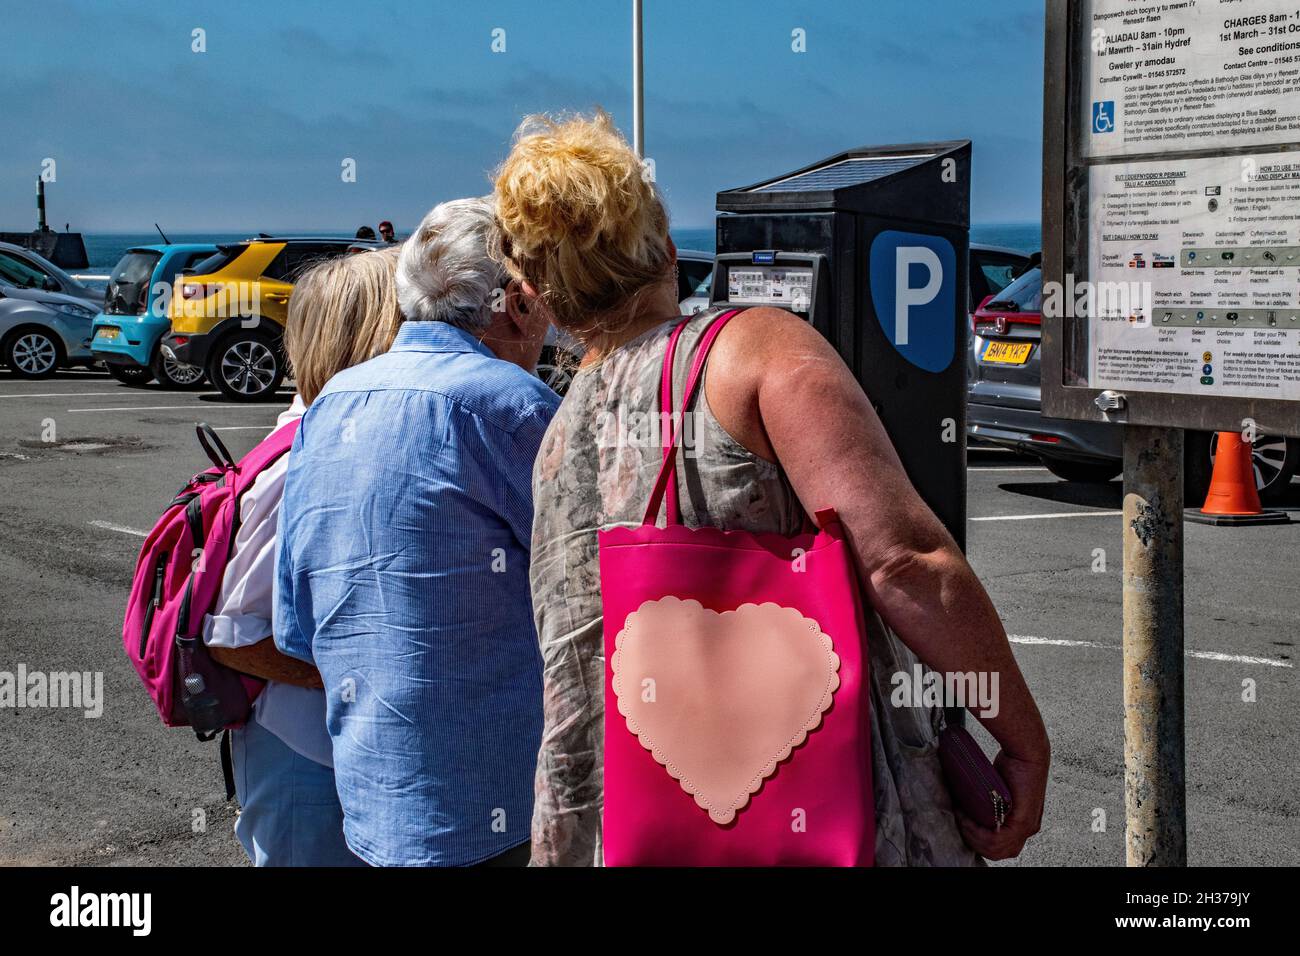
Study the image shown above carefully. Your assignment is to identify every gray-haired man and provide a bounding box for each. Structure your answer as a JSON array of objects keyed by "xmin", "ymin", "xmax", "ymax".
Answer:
[{"xmin": 274, "ymin": 197, "xmax": 558, "ymax": 866}]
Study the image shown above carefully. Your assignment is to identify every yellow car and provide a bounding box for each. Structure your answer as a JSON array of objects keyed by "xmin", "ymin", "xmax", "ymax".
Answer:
[{"xmin": 161, "ymin": 237, "xmax": 374, "ymax": 401}]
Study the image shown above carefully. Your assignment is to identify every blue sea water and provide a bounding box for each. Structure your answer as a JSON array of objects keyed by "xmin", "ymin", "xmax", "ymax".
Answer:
[
  {"xmin": 670, "ymin": 223, "xmax": 1041, "ymax": 255},
  {"xmin": 76, "ymin": 223, "xmax": 1040, "ymax": 273}
]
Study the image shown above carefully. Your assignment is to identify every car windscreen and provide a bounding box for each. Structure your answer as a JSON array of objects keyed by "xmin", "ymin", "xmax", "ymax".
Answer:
[
  {"xmin": 985, "ymin": 266, "xmax": 1041, "ymax": 312},
  {"xmin": 104, "ymin": 250, "xmax": 164, "ymax": 314},
  {"xmin": 109, "ymin": 251, "xmax": 162, "ymax": 285},
  {"xmin": 0, "ymin": 251, "xmax": 50, "ymax": 289}
]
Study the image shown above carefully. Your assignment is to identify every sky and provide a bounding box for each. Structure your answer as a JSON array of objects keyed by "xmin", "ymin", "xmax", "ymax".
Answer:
[{"xmin": 0, "ymin": 0, "xmax": 1046, "ymax": 233}]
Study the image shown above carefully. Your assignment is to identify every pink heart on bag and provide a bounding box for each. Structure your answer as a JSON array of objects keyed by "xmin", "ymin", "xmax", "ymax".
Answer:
[{"xmin": 612, "ymin": 596, "xmax": 840, "ymax": 825}]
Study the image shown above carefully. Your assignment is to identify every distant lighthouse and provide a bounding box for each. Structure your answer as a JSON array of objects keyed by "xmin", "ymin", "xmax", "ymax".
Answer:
[{"xmin": 0, "ymin": 176, "xmax": 89, "ymax": 269}]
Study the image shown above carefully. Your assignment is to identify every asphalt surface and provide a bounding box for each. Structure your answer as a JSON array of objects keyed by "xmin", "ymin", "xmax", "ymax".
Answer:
[{"xmin": 0, "ymin": 369, "xmax": 1296, "ymax": 866}]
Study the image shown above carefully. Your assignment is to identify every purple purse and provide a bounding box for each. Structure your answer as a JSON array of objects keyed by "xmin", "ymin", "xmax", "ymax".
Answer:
[{"xmin": 938, "ymin": 723, "xmax": 1013, "ymax": 831}]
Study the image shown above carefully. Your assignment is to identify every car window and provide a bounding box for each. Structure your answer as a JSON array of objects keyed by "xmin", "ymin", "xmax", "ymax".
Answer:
[
  {"xmin": 263, "ymin": 244, "xmax": 348, "ymax": 282},
  {"xmin": 184, "ymin": 251, "xmax": 215, "ymax": 271},
  {"xmin": 110, "ymin": 251, "xmax": 162, "ymax": 285},
  {"xmin": 677, "ymin": 259, "xmax": 713, "ymax": 302},
  {"xmin": 979, "ymin": 259, "xmax": 1021, "ymax": 296},
  {"xmin": 190, "ymin": 245, "xmax": 245, "ymax": 276},
  {"xmin": 0, "ymin": 251, "xmax": 51, "ymax": 289},
  {"xmin": 969, "ymin": 252, "xmax": 1029, "ymax": 307},
  {"xmin": 986, "ymin": 266, "xmax": 1042, "ymax": 312}
]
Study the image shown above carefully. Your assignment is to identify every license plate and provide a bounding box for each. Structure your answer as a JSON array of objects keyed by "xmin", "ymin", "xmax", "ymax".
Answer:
[
  {"xmin": 95, "ymin": 327, "xmax": 120, "ymax": 342},
  {"xmin": 982, "ymin": 340, "xmax": 1033, "ymax": 365}
]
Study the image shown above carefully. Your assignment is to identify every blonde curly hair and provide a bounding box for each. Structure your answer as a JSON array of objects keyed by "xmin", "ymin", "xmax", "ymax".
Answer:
[{"xmin": 493, "ymin": 109, "xmax": 672, "ymax": 337}]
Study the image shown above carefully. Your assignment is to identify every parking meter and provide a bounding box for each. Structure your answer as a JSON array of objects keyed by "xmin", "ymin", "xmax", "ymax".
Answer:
[{"xmin": 712, "ymin": 140, "xmax": 972, "ymax": 549}]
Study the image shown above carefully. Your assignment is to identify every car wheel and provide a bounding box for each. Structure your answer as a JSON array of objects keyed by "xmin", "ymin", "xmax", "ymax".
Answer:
[
  {"xmin": 1041, "ymin": 457, "xmax": 1121, "ymax": 484},
  {"xmin": 150, "ymin": 346, "xmax": 205, "ymax": 389},
  {"xmin": 206, "ymin": 330, "xmax": 285, "ymax": 402},
  {"xmin": 105, "ymin": 363, "xmax": 156, "ymax": 386},
  {"xmin": 1208, "ymin": 431, "xmax": 1299, "ymax": 505},
  {"xmin": 3, "ymin": 327, "xmax": 64, "ymax": 379},
  {"xmin": 536, "ymin": 345, "xmax": 576, "ymax": 395}
]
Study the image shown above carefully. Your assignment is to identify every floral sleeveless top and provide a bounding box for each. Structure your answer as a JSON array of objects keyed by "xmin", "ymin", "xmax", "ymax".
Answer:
[{"xmin": 528, "ymin": 310, "xmax": 980, "ymax": 867}]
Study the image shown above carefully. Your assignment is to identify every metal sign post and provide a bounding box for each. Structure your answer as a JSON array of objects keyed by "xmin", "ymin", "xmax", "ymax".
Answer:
[
  {"xmin": 1044, "ymin": 0, "xmax": 1300, "ymax": 865},
  {"xmin": 632, "ymin": 0, "xmax": 644, "ymax": 158},
  {"xmin": 1121, "ymin": 426, "xmax": 1187, "ymax": 866}
]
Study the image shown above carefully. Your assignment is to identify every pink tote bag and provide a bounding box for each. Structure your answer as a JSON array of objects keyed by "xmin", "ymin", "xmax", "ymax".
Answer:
[{"xmin": 598, "ymin": 308, "xmax": 874, "ymax": 866}]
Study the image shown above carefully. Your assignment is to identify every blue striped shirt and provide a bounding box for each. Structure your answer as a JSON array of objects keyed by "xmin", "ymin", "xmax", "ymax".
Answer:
[{"xmin": 273, "ymin": 320, "xmax": 560, "ymax": 866}]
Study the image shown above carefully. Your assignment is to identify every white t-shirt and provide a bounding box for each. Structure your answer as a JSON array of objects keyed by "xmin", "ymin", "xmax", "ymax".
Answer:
[{"xmin": 201, "ymin": 396, "xmax": 332, "ymax": 767}]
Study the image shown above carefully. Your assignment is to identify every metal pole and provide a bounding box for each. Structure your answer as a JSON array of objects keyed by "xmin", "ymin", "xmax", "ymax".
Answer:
[
  {"xmin": 1121, "ymin": 424, "xmax": 1187, "ymax": 866},
  {"xmin": 632, "ymin": 0, "xmax": 644, "ymax": 158}
]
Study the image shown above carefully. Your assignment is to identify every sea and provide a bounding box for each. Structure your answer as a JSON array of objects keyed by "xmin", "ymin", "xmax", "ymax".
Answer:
[{"xmin": 74, "ymin": 223, "xmax": 1041, "ymax": 277}]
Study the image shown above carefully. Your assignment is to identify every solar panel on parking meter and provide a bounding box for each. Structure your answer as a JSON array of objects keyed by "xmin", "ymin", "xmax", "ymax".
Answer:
[{"xmin": 712, "ymin": 140, "xmax": 972, "ymax": 551}]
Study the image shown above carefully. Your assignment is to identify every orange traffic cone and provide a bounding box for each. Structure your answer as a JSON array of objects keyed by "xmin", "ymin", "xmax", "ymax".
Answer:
[{"xmin": 1187, "ymin": 432, "xmax": 1289, "ymax": 525}]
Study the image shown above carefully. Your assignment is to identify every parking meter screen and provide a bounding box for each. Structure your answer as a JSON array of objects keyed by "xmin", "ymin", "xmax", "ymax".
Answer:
[{"xmin": 726, "ymin": 265, "xmax": 814, "ymax": 312}]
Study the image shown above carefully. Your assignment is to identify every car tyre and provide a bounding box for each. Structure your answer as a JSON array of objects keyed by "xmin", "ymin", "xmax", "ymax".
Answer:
[
  {"xmin": 206, "ymin": 329, "xmax": 285, "ymax": 402},
  {"xmin": 1041, "ymin": 457, "xmax": 1121, "ymax": 484},
  {"xmin": 105, "ymin": 363, "xmax": 156, "ymax": 386},
  {"xmin": 1204, "ymin": 431, "xmax": 1299, "ymax": 506},
  {"xmin": 2, "ymin": 326, "xmax": 64, "ymax": 379},
  {"xmin": 150, "ymin": 345, "xmax": 205, "ymax": 390}
]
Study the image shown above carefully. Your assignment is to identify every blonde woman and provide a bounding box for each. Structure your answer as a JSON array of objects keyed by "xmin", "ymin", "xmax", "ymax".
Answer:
[
  {"xmin": 494, "ymin": 111, "xmax": 1050, "ymax": 866},
  {"xmin": 200, "ymin": 248, "xmax": 403, "ymax": 866}
]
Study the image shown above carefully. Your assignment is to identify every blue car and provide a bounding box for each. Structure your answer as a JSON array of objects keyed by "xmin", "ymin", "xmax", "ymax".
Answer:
[{"xmin": 91, "ymin": 243, "xmax": 217, "ymax": 387}]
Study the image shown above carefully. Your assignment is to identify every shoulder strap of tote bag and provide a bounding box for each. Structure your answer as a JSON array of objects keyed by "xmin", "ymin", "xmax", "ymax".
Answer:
[{"xmin": 643, "ymin": 308, "xmax": 742, "ymax": 526}]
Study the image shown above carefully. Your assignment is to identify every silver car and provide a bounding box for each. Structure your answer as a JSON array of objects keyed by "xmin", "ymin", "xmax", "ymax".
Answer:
[
  {"xmin": 0, "ymin": 241, "xmax": 101, "ymax": 304},
  {"xmin": 967, "ymin": 264, "xmax": 1299, "ymax": 501},
  {"xmin": 0, "ymin": 242, "xmax": 101, "ymax": 378}
]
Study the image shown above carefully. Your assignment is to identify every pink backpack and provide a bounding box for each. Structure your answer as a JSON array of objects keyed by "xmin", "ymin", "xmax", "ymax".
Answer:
[
  {"xmin": 122, "ymin": 421, "xmax": 299, "ymax": 759},
  {"xmin": 599, "ymin": 309, "xmax": 875, "ymax": 865}
]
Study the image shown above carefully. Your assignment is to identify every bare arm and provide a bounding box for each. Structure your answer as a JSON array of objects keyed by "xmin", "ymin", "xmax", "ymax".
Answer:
[
  {"xmin": 208, "ymin": 638, "xmax": 324, "ymax": 689},
  {"xmin": 706, "ymin": 308, "xmax": 1049, "ymax": 858}
]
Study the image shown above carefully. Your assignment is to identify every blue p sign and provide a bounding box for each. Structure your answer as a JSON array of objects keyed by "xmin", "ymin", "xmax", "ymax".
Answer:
[{"xmin": 869, "ymin": 230, "xmax": 956, "ymax": 372}]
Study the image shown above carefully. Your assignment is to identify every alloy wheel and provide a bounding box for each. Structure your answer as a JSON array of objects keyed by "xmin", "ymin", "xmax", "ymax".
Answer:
[
  {"xmin": 162, "ymin": 354, "xmax": 204, "ymax": 386},
  {"xmin": 219, "ymin": 340, "xmax": 277, "ymax": 396},
  {"xmin": 1209, "ymin": 432, "xmax": 1290, "ymax": 492},
  {"xmin": 536, "ymin": 361, "xmax": 573, "ymax": 395},
  {"xmin": 13, "ymin": 333, "xmax": 58, "ymax": 375}
]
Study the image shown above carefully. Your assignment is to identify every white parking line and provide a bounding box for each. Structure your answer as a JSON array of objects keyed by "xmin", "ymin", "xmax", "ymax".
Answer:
[
  {"xmin": 67, "ymin": 405, "xmax": 264, "ymax": 413},
  {"xmin": 0, "ymin": 391, "xmax": 136, "ymax": 399},
  {"xmin": 89, "ymin": 520, "xmax": 148, "ymax": 538},
  {"xmin": 969, "ymin": 466, "xmax": 1050, "ymax": 473},
  {"xmin": 971, "ymin": 510, "xmax": 1123, "ymax": 522},
  {"xmin": 1008, "ymin": 634, "xmax": 1292, "ymax": 668}
]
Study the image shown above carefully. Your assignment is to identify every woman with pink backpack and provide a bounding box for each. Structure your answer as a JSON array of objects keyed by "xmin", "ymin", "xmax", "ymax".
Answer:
[
  {"xmin": 199, "ymin": 249, "xmax": 404, "ymax": 865},
  {"xmin": 493, "ymin": 111, "xmax": 1051, "ymax": 866}
]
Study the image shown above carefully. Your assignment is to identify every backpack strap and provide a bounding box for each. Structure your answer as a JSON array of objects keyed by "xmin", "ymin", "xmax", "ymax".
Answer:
[
  {"xmin": 195, "ymin": 423, "xmax": 235, "ymax": 470},
  {"xmin": 643, "ymin": 309, "xmax": 742, "ymax": 526},
  {"xmin": 220, "ymin": 729, "xmax": 236, "ymax": 801}
]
